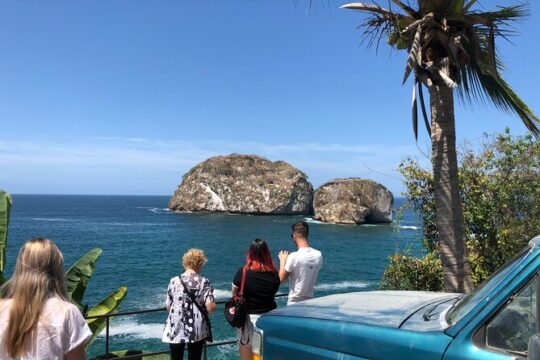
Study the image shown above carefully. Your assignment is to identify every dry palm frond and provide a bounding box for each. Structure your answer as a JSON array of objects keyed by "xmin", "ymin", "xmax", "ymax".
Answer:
[
  {"xmin": 412, "ymin": 83, "xmax": 418, "ymax": 140},
  {"xmin": 417, "ymin": 81, "xmax": 431, "ymax": 136},
  {"xmin": 403, "ymin": 24, "xmax": 423, "ymax": 84}
]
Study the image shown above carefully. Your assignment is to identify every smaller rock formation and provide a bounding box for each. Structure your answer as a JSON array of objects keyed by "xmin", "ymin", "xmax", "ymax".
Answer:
[
  {"xmin": 168, "ymin": 154, "xmax": 313, "ymax": 215},
  {"xmin": 313, "ymin": 178, "xmax": 393, "ymax": 224}
]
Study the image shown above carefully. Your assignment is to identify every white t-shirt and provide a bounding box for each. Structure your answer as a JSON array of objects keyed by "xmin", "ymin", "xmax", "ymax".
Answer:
[
  {"xmin": 0, "ymin": 297, "xmax": 92, "ymax": 360},
  {"xmin": 284, "ymin": 247, "xmax": 323, "ymax": 305}
]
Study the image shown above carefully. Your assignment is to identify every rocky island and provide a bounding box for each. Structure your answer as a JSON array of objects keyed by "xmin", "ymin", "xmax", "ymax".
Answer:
[
  {"xmin": 313, "ymin": 178, "xmax": 393, "ymax": 224},
  {"xmin": 168, "ymin": 154, "xmax": 313, "ymax": 215}
]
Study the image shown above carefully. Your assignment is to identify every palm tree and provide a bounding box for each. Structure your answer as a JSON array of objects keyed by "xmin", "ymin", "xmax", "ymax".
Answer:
[{"xmin": 341, "ymin": 0, "xmax": 540, "ymax": 292}]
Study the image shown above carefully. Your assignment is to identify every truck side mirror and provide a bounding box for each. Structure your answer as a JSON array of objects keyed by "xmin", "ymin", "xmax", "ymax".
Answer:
[{"xmin": 528, "ymin": 334, "xmax": 540, "ymax": 359}]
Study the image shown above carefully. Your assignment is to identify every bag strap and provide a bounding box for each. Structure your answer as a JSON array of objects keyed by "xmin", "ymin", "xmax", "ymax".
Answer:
[
  {"xmin": 180, "ymin": 277, "xmax": 213, "ymax": 342},
  {"xmin": 180, "ymin": 276, "xmax": 208, "ymax": 317},
  {"xmin": 239, "ymin": 266, "xmax": 247, "ymax": 296}
]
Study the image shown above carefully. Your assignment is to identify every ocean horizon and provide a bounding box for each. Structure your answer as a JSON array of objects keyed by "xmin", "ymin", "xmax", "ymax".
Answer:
[{"xmin": 5, "ymin": 194, "xmax": 422, "ymax": 359}]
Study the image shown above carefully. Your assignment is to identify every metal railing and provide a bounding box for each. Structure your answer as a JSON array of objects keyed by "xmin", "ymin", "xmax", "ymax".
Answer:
[{"xmin": 86, "ymin": 293, "xmax": 289, "ymax": 360}]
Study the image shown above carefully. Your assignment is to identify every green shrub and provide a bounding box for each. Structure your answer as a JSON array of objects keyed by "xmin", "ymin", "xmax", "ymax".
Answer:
[
  {"xmin": 382, "ymin": 130, "xmax": 540, "ymax": 290},
  {"xmin": 380, "ymin": 250, "xmax": 444, "ymax": 291}
]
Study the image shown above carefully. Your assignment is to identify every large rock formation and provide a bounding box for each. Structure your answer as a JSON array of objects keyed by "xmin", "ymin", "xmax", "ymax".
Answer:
[
  {"xmin": 313, "ymin": 178, "xmax": 393, "ymax": 224},
  {"xmin": 169, "ymin": 154, "xmax": 313, "ymax": 214}
]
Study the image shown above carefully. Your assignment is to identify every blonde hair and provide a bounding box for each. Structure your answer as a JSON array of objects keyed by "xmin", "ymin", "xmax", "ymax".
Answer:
[
  {"xmin": 182, "ymin": 248, "xmax": 207, "ymax": 273},
  {"xmin": 0, "ymin": 238, "xmax": 67, "ymax": 358}
]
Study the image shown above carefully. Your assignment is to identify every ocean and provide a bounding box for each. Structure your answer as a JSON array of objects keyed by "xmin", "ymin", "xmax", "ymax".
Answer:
[{"xmin": 5, "ymin": 195, "xmax": 422, "ymax": 359}]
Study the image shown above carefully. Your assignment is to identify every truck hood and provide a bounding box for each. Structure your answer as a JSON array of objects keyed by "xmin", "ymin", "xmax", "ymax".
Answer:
[{"xmin": 266, "ymin": 291, "xmax": 459, "ymax": 329}]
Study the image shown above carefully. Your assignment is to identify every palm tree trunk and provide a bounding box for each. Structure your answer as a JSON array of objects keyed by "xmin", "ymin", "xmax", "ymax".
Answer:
[{"xmin": 430, "ymin": 84, "xmax": 473, "ymax": 293}]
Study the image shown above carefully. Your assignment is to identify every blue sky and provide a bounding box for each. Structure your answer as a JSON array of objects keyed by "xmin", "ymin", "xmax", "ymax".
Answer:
[{"xmin": 1, "ymin": 0, "xmax": 539, "ymax": 196}]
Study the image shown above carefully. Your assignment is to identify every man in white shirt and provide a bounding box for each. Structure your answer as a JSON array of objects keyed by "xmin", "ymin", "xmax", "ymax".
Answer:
[{"xmin": 279, "ymin": 221, "xmax": 323, "ymax": 305}]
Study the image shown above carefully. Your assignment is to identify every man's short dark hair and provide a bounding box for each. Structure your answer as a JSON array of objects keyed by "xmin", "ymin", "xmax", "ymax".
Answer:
[{"xmin": 292, "ymin": 221, "xmax": 309, "ymax": 239}]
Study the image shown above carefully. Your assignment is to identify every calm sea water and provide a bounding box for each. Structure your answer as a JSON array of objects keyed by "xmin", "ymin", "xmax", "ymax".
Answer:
[{"xmin": 6, "ymin": 195, "xmax": 421, "ymax": 359}]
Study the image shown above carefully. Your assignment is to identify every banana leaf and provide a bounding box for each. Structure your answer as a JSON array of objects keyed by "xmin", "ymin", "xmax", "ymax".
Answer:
[
  {"xmin": 66, "ymin": 248, "xmax": 103, "ymax": 310},
  {"xmin": 86, "ymin": 286, "xmax": 128, "ymax": 347},
  {"xmin": 0, "ymin": 190, "xmax": 12, "ymax": 276}
]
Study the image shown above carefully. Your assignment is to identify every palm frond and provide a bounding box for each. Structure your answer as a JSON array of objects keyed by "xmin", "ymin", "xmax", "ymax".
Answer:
[
  {"xmin": 417, "ymin": 81, "xmax": 431, "ymax": 136},
  {"xmin": 486, "ymin": 24, "xmax": 498, "ymax": 78},
  {"xmin": 457, "ymin": 62, "xmax": 540, "ymax": 137},
  {"xmin": 463, "ymin": 0, "xmax": 478, "ymax": 13},
  {"xmin": 389, "ymin": 0, "xmax": 418, "ymax": 18},
  {"xmin": 341, "ymin": 3, "xmax": 403, "ymax": 18},
  {"xmin": 468, "ymin": 5, "xmax": 529, "ymax": 24},
  {"xmin": 449, "ymin": 0, "xmax": 465, "ymax": 16},
  {"xmin": 403, "ymin": 24, "xmax": 422, "ymax": 84},
  {"xmin": 412, "ymin": 82, "xmax": 418, "ymax": 140},
  {"xmin": 418, "ymin": 0, "xmax": 446, "ymax": 14},
  {"xmin": 342, "ymin": 2, "xmax": 412, "ymax": 49}
]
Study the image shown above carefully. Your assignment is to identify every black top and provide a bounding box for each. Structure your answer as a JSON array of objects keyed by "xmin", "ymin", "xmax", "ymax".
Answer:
[{"xmin": 233, "ymin": 267, "xmax": 280, "ymax": 314}]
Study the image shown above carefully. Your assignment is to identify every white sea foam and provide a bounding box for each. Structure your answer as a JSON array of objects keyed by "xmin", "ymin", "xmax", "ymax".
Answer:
[
  {"xmin": 135, "ymin": 206, "xmax": 170, "ymax": 214},
  {"xmin": 99, "ymin": 319, "xmax": 164, "ymax": 339},
  {"xmin": 302, "ymin": 218, "xmax": 326, "ymax": 224},
  {"xmin": 315, "ymin": 281, "xmax": 369, "ymax": 291},
  {"xmin": 399, "ymin": 225, "xmax": 419, "ymax": 230},
  {"xmin": 212, "ymin": 343, "xmax": 237, "ymax": 360},
  {"xmin": 303, "ymin": 218, "xmax": 403, "ymax": 228},
  {"xmin": 148, "ymin": 207, "xmax": 170, "ymax": 214},
  {"xmin": 103, "ymin": 222, "xmax": 170, "ymax": 227},
  {"xmin": 100, "ymin": 318, "xmax": 238, "ymax": 345},
  {"xmin": 103, "ymin": 222, "xmax": 136, "ymax": 226},
  {"xmin": 213, "ymin": 289, "xmax": 231, "ymax": 300},
  {"xmin": 32, "ymin": 218, "xmax": 79, "ymax": 222}
]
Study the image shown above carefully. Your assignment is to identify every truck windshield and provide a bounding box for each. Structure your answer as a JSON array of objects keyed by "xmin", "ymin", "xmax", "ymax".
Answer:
[{"xmin": 447, "ymin": 246, "xmax": 532, "ymax": 325}]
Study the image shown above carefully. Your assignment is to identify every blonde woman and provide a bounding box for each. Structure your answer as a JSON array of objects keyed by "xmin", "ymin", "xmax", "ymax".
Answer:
[
  {"xmin": 162, "ymin": 248, "xmax": 216, "ymax": 360},
  {"xmin": 0, "ymin": 238, "xmax": 92, "ymax": 360}
]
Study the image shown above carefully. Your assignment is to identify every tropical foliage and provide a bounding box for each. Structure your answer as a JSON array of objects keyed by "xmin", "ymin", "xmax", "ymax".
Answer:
[
  {"xmin": 0, "ymin": 190, "xmax": 12, "ymax": 285},
  {"xmin": 85, "ymin": 286, "xmax": 128, "ymax": 346},
  {"xmin": 65, "ymin": 248, "xmax": 128, "ymax": 347},
  {"xmin": 381, "ymin": 130, "xmax": 540, "ymax": 291},
  {"xmin": 342, "ymin": 0, "xmax": 540, "ymax": 292},
  {"xmin": 0, "ymin": 190, "xmax": 127, "ymax": 348}
]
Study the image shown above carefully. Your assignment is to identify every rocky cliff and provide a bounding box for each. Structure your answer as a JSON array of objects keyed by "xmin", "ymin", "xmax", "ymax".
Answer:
[
  {"xmin": 313, "ymin": 178, "xmax": 393, "ymax": 224},
  {"xmin": 168, "ymin": 154, "xmax": 313, "ymax": 215}
]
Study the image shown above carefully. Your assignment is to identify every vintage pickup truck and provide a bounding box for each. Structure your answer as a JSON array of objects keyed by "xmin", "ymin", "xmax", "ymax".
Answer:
[{"xmin": 253, "ymin": 236, "xmax": 540, "ymax": 359}]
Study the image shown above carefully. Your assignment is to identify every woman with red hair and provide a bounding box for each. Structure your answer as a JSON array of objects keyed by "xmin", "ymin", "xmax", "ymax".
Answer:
[{"xmin": 231, "ymin": 238, "xmax": 280, "ymax": 360}]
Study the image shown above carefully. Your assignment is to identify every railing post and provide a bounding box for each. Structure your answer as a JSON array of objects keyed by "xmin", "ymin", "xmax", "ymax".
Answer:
[{"xmin": 105, "ymin": 316, "xmax": 110, "ymax": 359}]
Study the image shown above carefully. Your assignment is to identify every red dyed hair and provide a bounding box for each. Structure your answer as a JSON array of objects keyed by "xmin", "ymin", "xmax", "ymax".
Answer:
[{"xmin": 246, "ymin": 238, "xmax": 277, "ymax": 272}]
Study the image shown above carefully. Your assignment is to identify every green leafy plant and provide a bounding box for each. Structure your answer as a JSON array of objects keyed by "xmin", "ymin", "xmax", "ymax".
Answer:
[
  {"xmin": 0, "ymin": 190, "xmax": 127, "ymax": 348},
  {"xmin": 67, "ymin": 248, "xmax": 103, "ymax": 309},
  {"xmin": 382, "ymin": 130, "xmax": 540, "ymax": 290},
  {"xmin": 65, "ymin": 248, "xmax": 128, "ymax": 347},
  {"xmin": 85, "ymin": 286, "xmax": 128, "ymax": 346},
  {"xmin": 0, "ymin": 190, "xmax": 12, "ymax": 285},
  {"xmin": 380, "ymin": 250, "xmax": 443, "ymax": 291}
]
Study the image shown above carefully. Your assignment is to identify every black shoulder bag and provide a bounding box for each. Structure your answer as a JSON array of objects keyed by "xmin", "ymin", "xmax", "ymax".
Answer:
[
  {"xmin": 180, "ymin": 277, "xmax": 214, "ymax": 343},
  {"xmin": 224, "ymin": 266, "xmax": 249, "ymax": 328}
]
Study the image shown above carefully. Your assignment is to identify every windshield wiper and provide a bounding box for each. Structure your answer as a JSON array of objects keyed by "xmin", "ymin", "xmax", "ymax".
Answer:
[
  {"xmin": 422, "ymin": 303, "xmax": 440, "ymax": 321},
  {"xmin": 423, "ymin": 297, "xmax": 461, "ymax": 321}
]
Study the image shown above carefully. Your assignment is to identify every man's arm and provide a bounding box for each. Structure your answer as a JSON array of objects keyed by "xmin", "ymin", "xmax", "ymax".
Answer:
[{"xmin": 278, "ymin": 250, "xmax": 290, "ymax": 284}]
